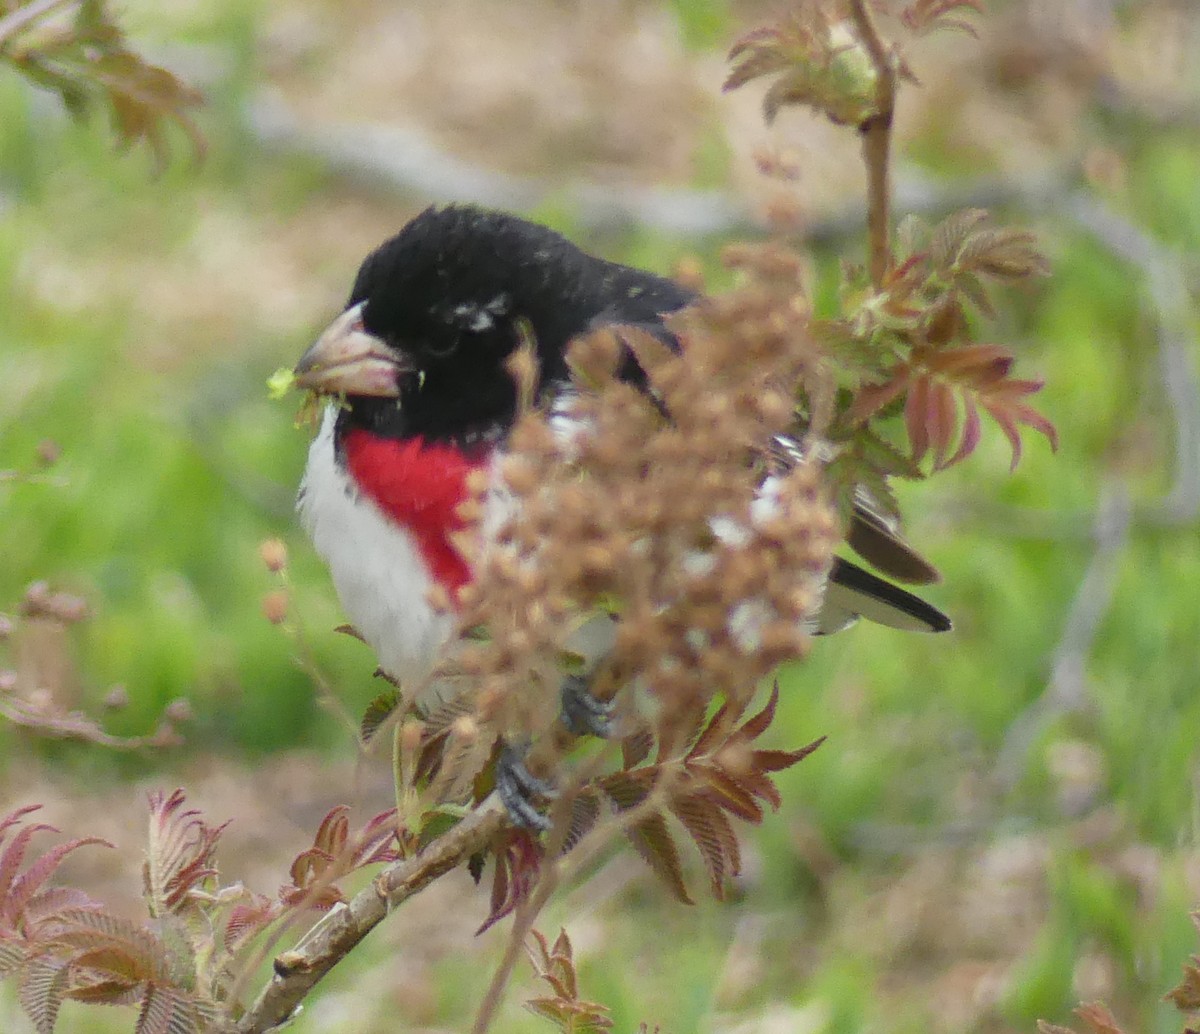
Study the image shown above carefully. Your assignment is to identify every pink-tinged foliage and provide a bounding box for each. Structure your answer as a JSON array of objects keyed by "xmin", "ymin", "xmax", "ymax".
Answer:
[
  {"xmin": 901, "ymin": 0, "xmax": 985, "ymax": 36},
  {"xmin": 143, "ymin": 788, "xmax": 229, "ymax": 917},
  {"xmin": 841, "ymin": 208, "xmax": 1057, "ymax": 472},
  {"xmin": 0, "ymin": 806, "xmax": 110, "ymax": 938},
  {"xmin": 524, "ymin": 928, "xmax": 614, "ymax": 1033},
  {"xmin": 279, "ymin": 806, "xmax": 401, "ymax": 910},
  {"xmin": 510, "ymin": 684, "xmax": 824, "ymax": 908},
  {"xmin": 479, "ymin": 830, "xmax": 543, "ymax": 934},
  {"xmin": 853, "ymin": 344, "xmax": 1057, "ymax": 472}
]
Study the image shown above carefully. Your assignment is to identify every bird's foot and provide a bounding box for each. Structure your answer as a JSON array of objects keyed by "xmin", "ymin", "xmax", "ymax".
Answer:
[
  {"xmin": 559, "ymin": 674, "xmax": 614, "ymax": 739},
  {"xmin": 496, "ymin": 743, "xmax": 556, "ymax": 832}
]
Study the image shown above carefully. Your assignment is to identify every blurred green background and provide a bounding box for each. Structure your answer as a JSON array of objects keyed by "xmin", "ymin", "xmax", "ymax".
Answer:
[{"xmin": 2, "ymin": 1, "xmax": 1199, "ymax": 1032}]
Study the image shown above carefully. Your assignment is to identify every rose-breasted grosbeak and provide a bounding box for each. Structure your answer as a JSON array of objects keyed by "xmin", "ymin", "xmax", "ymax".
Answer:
[{"xmin": 293, "ymin": 205, "xmax": 949, "ymax": 821}]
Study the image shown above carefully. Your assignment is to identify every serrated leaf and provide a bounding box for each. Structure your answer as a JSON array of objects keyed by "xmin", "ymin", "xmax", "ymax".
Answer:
[
  {"xmin": 930, "ymin": 209, "xmax": 988, "ymax": 269},
  {"xmin": 1, "ymin": 836, "xmax": 110, "ymax": 928},
  {"xmin": 671, "ymin": 796, "xmax": 740, "ymax": 898},
  {"xmin": 52, "ymin": 908, "xmax": 170, "ymax": 983},
  {"xmin": 625, "ymin": 812, "xmax": 693, "ymax": 904},
  {"xmin": 144, "ymin": 790, "xmax": 226, "ymax": 919},
  {"xmin": 478, "ymin": 832, "xmax": 541, "ymax": 934},
  {"xmin": 22, "ymin": 887, "xmax": 103, "ymax": 932},
  {"xmin": 620, "ymin": 728, "xmax": 655, "ymax": 769},
  {"xmin": 360, "ymin": 690, "xmax": 401, "ymax": 744},
  {"xmin": 223, "ymin": 894, "xmax": 278, "ymax": 953},
  {"xmin": 700, "ymin": 767, "xmax": 764, "ymax": 824},
  {"xmin": 901, "ymin": 0, "xmax": 984, "ymax": 36},
  {"xmin": 0, "ymin": 820, "xmax": 57, "ymax": 902},
  {"xmin": 0, "ymin": 937, "xmax": 25, "ymax": 975},
  {"xmin": 136, "ymin": 982, "xmax": 203, "ymax": 1034},
  {"xmin": 753, "ymin": 738, "xmax": 826, "ymax": 772},
  {"xmin": 18, "ymin": 953, "xmax": 69, "ymax": 1034},
  {"xmin": 686, "ymin": 700, "xmax": 733, "ymax": 761},
  {"xmin": 732, "ymin": 682, "xmax": 780, "ymax": 743},
  {"xmin": 601, "ymin": 770, "xmax": 657, "ymax": 812},
  {"xmin": 563, "ymin": 791, "xmax": 602, "ymax": 853}
]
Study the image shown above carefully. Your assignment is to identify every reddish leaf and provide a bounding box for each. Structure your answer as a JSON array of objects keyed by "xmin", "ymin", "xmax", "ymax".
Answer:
[
  {"xmin": 1167, "ymin": 957, "xmax": 1200, "ymax": 1011},
  {"xmin": 1073, "ymin": 1003, "xmax": 1126, "ymax": 1034},
  {"xmin": 699, "ymin": 767, "xmax": 764, "ymax": 824},
  {"xmin": 732, "ymin": 682, "xmax": 780, "ymax": 744},
  {"xmin": 929, "ymin": 380, "xmax": 958, "ymax": 470},
  {"xmin": 945, "ymin": 396, "xmax": 981, "ymax": 468},
  {"xmin": 279, "ymin": 806, "xmax": 400, "ymax": 909},
  {"xmin": 601, "ymin": 770, "xmax": 657, "ymax": 813},
  {"xmin": 686, "ymin": 700, "xmax": 733, "ymax": 761},
  {"xmin": 224, "ymin": 894, "xmax": 279, "ymax": 953},
  {"xmin": 901, "ymin": 0, "xmax": 984, "ymax": 36},
  {"xmin": 0, "ymin": 806, "xmax": 43, "ymax": 843},
  {"xmin": 728, "ymin": 764, "xmax": 783, "ymax": 811},
  {"xmin": 671, "ymin": 797, "xmax": 740, "ymax": 898},
  {"xmin": 903, "ymin": 375, "xmax": 930, "ymax": 464},
  {"xmin": 563, "ymin": 791, "xmax": 602, "ymax": 853},
  {"xmin": 2, "ymin": 837, "xmax": 111, "ymax": 929},
  {"xmin": 752, "ymin": 737, "xmax": 826, "ymax": 772},
  {"xmin": 0, "ymin": 820, "xmax": 59, "ymax": 902},
  {"xmin": 478, "ymin": 831, "xmax": 542, "ymax": 934},
  {"xmin": 625, "ymin": 812, "xmax": 693, "ymax": 905},
  {"xmin": 143, "ymin": 789, "xmax": 227, "ymax": 918},
  {"xmin": 848, "ymin": 371, "xmax": 911, "ymax": 424},
  {"xmin": 52, "ymin": 908, "xmax": 171, "ymax": 984}
]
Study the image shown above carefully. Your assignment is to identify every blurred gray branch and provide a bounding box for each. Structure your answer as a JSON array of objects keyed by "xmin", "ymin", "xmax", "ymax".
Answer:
[{"xmin": 242, "ymin": 91, "xmax": 1071, "ymax": 241}]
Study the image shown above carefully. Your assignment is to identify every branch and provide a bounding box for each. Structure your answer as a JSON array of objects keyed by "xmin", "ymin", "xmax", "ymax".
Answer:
[
  {"xmin": 243, "ymin": 89, "xmax": 1085, "ymax": 244},
  {"xmin": 847, "ymin": 0, "xmax": 897, "ymax": 287},
  {"xmin": 470, "ymin": 759, "xmax": 682, "ymax": 1034},
  {"xmin": 223, "ymin": 795, "xmax": 509, "ymax": 1034},
  {"xmin": 0, "ymin": 0, "xmax": 74, "ymax": 49},
  {"xmin": 992, "ymin": 486, "xmax": 1130, "ymax": 791}
]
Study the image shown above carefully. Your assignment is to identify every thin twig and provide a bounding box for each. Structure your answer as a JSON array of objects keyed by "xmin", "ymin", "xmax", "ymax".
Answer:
[
  {"xmin": 471, "ymin": 760, "xmax": 683, "ymax": 1034},
  {"xmin": 993, "ymin": 486, "xmax": 1130, "ymax": 790},
  {"xmin": 0, "ymin": 0, "xmax": 73, "ymax": 49},
  {"xmin": 224, "ymin": 795, "xmax": 508, "ymax": 1034},
  {"xmin": 847, "ymin": 0, "xmax": 897, "ymax": 287}
]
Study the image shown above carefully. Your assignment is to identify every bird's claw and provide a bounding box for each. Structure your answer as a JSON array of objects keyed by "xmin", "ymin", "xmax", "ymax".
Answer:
[
  {"xmin": 559, "ymin": 674, "xmax": 614, "ymax": 739},
  {"xmin": 496, "ymin": 744, "xmax": 556, "ymax": 832}
]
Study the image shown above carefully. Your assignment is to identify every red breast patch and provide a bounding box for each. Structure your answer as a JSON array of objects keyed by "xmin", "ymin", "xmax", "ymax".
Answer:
[{"xmin": 342, "ymin": 429, "xmax": 486, "ymax": 597}]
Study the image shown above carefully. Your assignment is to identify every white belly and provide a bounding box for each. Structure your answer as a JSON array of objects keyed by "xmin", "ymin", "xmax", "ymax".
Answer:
[{"xmin": 297, "ymin": 410, "xmax": 455, "ymax": 687}]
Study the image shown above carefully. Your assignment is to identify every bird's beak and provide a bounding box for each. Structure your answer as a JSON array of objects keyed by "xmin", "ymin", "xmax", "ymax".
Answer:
[{"xmin": 294, "ymin": 303, "xmax": 410, "ymax": 398}]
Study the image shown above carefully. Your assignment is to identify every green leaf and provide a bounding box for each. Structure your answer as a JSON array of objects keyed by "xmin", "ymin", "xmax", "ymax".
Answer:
[{"xmin": 360, "ymin": 690, "xmax": 401, "ymax": 745}]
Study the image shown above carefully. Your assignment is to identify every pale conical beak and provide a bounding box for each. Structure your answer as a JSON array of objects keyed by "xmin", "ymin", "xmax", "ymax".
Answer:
[{"xmin": 294, "ymin": 302, "xmax": 410, "ymax": 398}]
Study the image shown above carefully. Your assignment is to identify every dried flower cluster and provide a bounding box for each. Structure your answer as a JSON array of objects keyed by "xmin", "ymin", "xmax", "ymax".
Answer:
[{"xmin": 452, "ymin": 242, "xmax": 838, "ymax": 764}]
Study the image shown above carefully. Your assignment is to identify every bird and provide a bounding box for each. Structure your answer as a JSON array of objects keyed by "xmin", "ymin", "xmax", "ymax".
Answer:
[{"xmin": 293, "ymin": 204, "xmax": 950, "ymax": 825}]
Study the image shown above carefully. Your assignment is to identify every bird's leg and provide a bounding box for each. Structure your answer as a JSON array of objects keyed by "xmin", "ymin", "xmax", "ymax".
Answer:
[
  {"xmin": 496, "ymin": 742, "xmax": 557, "ymax": 832},
  {"xmin": 498, "ymin": 671, "xmax": 617, "ymax": 831},
  {"xmin": 559, "ymin": 673, "xmax": 615, "ymax": 739}
]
